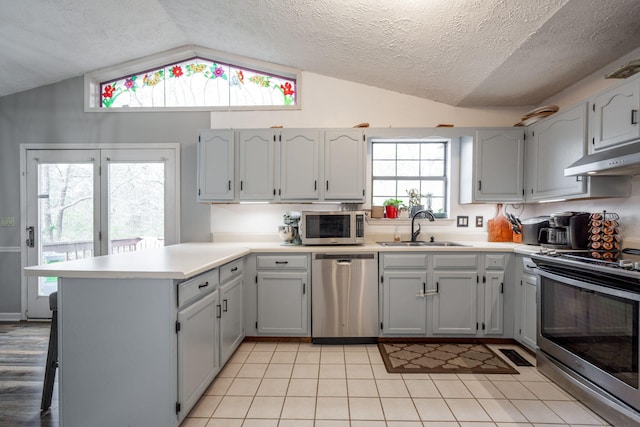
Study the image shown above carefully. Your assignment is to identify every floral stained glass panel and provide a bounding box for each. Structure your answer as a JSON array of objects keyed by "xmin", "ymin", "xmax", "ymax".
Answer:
[{"xmin": 100, "ymin": 57, "xmax": 296, "ymax": 109}]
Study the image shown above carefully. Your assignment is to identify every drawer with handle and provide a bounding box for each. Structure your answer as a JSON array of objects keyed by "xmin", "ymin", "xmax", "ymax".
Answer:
[
  {"xmin": 220, "ymin": 258, "xmax": 243, "ymax": 283},
  {"xmin": 256, "ymin": 255, "xmax": 308, "ymax": 269},
  {"xmin": 178, "ymin": 269, "xmax": 219, "ymax": 308}
]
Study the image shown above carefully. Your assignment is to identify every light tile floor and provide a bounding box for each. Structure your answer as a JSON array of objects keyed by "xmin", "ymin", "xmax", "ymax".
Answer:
[{"xmin": 183, "ymin": 342, "xmax": 612, "ymax": 427}]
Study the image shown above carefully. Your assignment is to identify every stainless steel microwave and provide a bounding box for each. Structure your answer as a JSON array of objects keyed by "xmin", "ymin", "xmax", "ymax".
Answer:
[{"xmin": 300, "ymin": 211, "xmax": 365, "ymax": 245}]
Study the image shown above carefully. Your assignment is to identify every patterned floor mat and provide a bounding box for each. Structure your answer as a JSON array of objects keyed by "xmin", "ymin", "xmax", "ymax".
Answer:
[{"xmin": 378, "ymin": 342, "xmax": 519, "ymax": 374}]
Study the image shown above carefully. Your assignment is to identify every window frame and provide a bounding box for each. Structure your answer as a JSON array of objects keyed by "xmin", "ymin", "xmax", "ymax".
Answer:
[
  {"xmin": 371, "ymin": 138, "xmax": 449, "ymax": 219},
  {"xmin": 84, "ymin": 45, "xmax": 302, "ymax": 113}
]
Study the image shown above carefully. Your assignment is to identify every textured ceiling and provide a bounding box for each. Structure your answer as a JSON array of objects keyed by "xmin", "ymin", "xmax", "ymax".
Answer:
[{"xmin": 1, "ymin": 0, "xmax": 640, "ymax": 106}]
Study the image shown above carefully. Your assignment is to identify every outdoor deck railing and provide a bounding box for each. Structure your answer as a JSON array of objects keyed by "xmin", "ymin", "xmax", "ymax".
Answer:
[{"xmin": 42, "ymin": 238, "xmax": 163, "ymax": 261}]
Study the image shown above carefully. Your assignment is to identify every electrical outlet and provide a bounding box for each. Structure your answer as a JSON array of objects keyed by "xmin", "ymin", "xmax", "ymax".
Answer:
[
  {"xmin": 476, "ymin": 216, "xmax": 484, "ymax": 227},
  {"xmin": 456, "ymin": 216, "xmax": 469, "ymax": 227},
  {"xmin": 0, "ymin": 217, "xmax": 15, "ymax": 227}
]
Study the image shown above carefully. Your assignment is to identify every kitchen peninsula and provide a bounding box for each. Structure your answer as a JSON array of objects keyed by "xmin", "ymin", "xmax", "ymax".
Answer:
[{"xmin": 25, "ymin": 240, "xmax": 522, "ymax": 426}]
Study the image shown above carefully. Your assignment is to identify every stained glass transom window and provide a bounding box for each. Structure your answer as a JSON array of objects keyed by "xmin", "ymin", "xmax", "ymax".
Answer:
[{"xmin": 100, "ymin": 57, "xmax": 296, "ymax": 108}]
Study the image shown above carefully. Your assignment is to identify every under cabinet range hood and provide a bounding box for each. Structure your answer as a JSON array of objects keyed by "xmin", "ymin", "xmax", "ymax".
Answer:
[{"xmin": 564, "ymin": 141, "xmax": 640, "ymax": 176}]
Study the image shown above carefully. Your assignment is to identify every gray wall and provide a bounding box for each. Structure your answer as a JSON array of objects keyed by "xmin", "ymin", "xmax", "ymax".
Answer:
[{"xmin": 0, "ymin": 76, "xmax": 211, "ymax": 316}]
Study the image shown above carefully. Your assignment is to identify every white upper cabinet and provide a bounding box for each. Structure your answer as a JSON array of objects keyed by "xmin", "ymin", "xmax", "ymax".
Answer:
[
  {"xmin": 279, "ymin": 130, "xmax": 320, "ymax": 200},
  {"xmin": 526, "ymin": 103, "xmax": 588, "ymax": 201},
  {"xmin": 238, "ymin": 130, "xmax": 276, "ymax": 201},
  {"xmin": 524, "ymin": 103, "xmax": 631, "ymax": 202},
  {"xmin": 460, "ymin": 129, "xmax": 525, "ymax": 203},
  {"xmin": 197, "ymin": 129, "xmax": 235, "ymax": 201},
  {"xmin": 323, "ymin": 130, "xmax": 365, "ymax": 201},
  {"xmin": 591, "ymin": 77, "xmax": 640, "ymax": 151}
]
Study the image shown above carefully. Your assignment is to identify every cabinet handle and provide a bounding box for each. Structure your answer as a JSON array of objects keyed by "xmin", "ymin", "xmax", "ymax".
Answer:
[
  {"xmin": 275, "ymin": 261, "xmax": 289, "ymax": 265},
  {"xmin": 303, "ymin": 283, "xmax": 306, "ymax": 294},
  {"xmin": 423, "ymin": 282, "xmax": 426, "ymax": 294},
  {"xmin": 216, "ymin": 304, "xmax": 222, "ymax": 318},
  {"xmin": 230, "ymin": 267, "xmax": 238, "ymax": 272},
  {"xmin": 632, "ymin": 109, "xmax": 638, "ymax": 125},
  {"xmin": 478, "ymin": 180, "xmax": 482, "ymax": 191},
  {"xmin": 223, "ymin": 299, "xmax": 228, "ymax": 312},
  {"xmin": 228, "ymin": 180, "xmax": 231, "ymax": 191},
  {"xmin": 314, "ymin": 180, "xmax": 317, "ymax": 190},
  {"xmin": 436, "ymin": 282, "xmax": 439, "ymax": 293},
  {"xmin": 240, "ymin": 181, "xmax": 243, "ymax": 191},
  {"xmin": 326, "ymin": 181, "xmax": 329, "ymax": 191},
  {"xmin": 198, "ymin": 281, "xmax": 209, "ymax": 289},
  {"xmin": 501, "ymin": 282, "xmax": 504, "ymax": 294}
]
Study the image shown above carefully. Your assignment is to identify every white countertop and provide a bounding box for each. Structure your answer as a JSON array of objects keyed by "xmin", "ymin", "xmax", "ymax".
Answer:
[
  {"xmin": 24, "ymin": 240, "xmax": 533, "ymax": 280},
  {"xmin": 24, "ymin": 243, "xmax": 251, "ymax": 280}
]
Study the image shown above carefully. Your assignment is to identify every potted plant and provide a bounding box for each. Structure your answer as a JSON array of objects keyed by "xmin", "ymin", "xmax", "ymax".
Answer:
[
  {"xmin": 406, "ymin": 189, "xmax": 423, "ymax": 218},
  {"xmin": 383, "ymin": 198, "xmax": 404, "ymax": 219}
]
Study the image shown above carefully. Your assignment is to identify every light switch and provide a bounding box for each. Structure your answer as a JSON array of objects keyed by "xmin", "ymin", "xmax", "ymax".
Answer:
[{"xmin": 0, "ymin": 217, "xmax": 15, "ymax": 227}]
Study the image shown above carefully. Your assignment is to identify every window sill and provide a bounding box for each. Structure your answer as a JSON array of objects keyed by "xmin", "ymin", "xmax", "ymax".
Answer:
[{"xmin": 366, "ymin": 218, "xmax": 455, "ymax": 226}]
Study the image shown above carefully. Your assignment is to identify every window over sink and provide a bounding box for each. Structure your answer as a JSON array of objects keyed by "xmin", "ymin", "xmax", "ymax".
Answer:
[{"xmin": 371, "ymin": 138, "xmax": 448, "ymax": 218}]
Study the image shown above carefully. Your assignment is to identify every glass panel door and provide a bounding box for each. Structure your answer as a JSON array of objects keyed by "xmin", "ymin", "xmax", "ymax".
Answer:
[
  {"xmin": 24, "ymin": 146, "xmax": 179, "ymax": 319},
  {"xmin": 107, "ymin": 162, "xmax": 165, "ymax": 254},
  {"xmin": 26, "ymin": 150, "xmax": 100, "ymax": 319},
  {"xmin": 101, "ymin": 149, "xmax": 178, "ymax": 256}
]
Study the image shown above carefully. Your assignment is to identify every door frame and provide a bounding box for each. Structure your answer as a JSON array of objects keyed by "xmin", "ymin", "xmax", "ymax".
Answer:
[{"xmin": 20, "ymin": 143, "xmax": 181, "ymax": 320}]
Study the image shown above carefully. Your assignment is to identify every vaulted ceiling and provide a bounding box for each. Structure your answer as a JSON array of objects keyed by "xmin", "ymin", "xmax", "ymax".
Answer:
[{"xmin": 1, "ymin": 0, "xmax": 640, "ymax": 106}]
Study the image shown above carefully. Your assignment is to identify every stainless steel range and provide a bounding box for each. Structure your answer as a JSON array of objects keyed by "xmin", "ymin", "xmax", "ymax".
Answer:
[{"xmin": 532, "ymin": 249, "xmax": 640, "ymax": 426}]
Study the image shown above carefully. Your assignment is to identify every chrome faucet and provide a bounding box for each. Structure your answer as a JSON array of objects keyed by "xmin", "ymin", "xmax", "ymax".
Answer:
[{"xmin": 411, "ymin": 209, "xmax": 435, "ymax": 242}]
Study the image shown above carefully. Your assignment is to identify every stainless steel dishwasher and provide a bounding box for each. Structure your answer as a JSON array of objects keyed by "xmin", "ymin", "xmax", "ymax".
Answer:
[{"xmin": 312, "ymin": 252, "xmax": 378, "ymax": 344}]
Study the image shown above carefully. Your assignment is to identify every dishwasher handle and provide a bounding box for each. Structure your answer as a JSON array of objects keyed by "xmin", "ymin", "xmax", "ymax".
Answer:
[
  {"xmin": 314, "ymin": 253, "xmax": 375, "ymax": 260},
  {"xmin": 336, "ymin": 259, "xmax": 352, "ymax": 265}
]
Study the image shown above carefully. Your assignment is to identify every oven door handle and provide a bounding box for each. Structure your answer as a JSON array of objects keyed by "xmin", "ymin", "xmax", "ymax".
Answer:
[{"xmin": 536, "ymin": 268, "xmax": 640, "ymax": 302}]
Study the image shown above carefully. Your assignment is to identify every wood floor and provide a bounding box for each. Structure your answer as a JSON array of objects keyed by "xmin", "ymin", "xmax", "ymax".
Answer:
[{"xmin": 0, "ymin": 322, "xmax": 58, "ymax": 426}]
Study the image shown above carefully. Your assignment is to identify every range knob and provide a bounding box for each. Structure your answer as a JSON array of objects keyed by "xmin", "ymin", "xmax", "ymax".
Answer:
[{"xmin": 619, "ymin": 259, "xmax": 633, "ymax": 269}]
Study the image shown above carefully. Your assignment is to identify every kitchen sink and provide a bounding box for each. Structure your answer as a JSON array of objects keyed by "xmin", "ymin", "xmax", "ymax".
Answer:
[{"xmin": 377, "ymin": 241, "xmax": 469, "ymax": 247}]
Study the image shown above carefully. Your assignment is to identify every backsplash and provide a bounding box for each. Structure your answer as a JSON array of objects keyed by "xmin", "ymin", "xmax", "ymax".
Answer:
[{"xmin": 530, "ymin": 175, "xmax": 640, "ymax": 241}]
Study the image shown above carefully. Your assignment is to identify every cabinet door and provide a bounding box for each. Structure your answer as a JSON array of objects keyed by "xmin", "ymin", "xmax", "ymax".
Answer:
[
  {"xmin": 323, "ymin": 130, "xmax": 365, "ymax": 201},
  {"xmin": 529, "ymin": 104, "xmax": 587, "ymax": 200},
  {"xmin": 474, "ymin": 129, "xmax": 524, "ymax": 202},
  {"xmin": 177, "ymin": 290, "xmax": 218, "ymax": 421},
  {"xmin": 239, "ymin": 130, "xmax": 276, "ymax": 200},
  {"xmin": 432, "ymin": 271, "xmax": 477, "ymax": 335},
  {"xmin": 279, "ymin": 130, "xmax": 319, "ymax": 200},
  {"xmin": 592, "ymin": 78, "xmax": 640, "ymax": 150},
  {"xmin": 197, "ymin": 129, "xmax": 234, "ymax": 201},
  {"xmin": 220, "ymin": 275, "xmax": 244, "ymax": 365},
  {"xmin": 257, "ymin": 271, "xmax": 308, "ymax": 335},
  {"xmin": 483, "ymin": 271, "xmax": 504, "ymax": 335},
  {"xmin": 520, "ymin": 273, "xmax": 538, "ymax": 350},
  {"xmin": 381, "ymin": 270, "xmax": 428, "ymax": 335}
]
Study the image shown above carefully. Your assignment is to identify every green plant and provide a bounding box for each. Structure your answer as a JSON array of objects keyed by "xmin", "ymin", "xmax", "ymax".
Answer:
[
  {"xmin": 383, "ymin": 198, "xmax": 404, "ymax": 208},
  {"xmin": 406, "ymin": 189, "xmax": 424, "ymax": 207}
]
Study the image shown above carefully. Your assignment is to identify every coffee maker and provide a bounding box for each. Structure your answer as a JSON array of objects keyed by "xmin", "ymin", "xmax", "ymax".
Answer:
[
  {"xmin": 539, "ymin": 211, "xmax": 590, "ymax": 249},
  {"xmin": 279, "ymin": 211, "xmax": 302, "ymax": 245}
]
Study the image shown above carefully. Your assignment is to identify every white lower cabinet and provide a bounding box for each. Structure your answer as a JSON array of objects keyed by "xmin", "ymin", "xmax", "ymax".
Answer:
[
  {"xmin": 177, "ymin": 289, "xmax": 219, "ymax": 421},
  {"xmin": 254, "ymin": 254, "xmax": 311, "ymax": 336},
  {"xmin": 380, "ymin": 252, "xmax": 508, "ymax": 338},
  {"xmin": 431, "ymin": 270, "xmax": 478, "ymax": 335},
  {"xmin": 381, "ymin": 270, "xmax": 428, "ymax": 335},
  {"xmin": 380, "ymin": 253, "xmax": 429, "ymax": 336},
  {"xmin": 176, "ymin": 268, "xmax": 220, "ymax": 422},
  {"xmin": 219, "ymin": 259, "xmax": 244, "ymax": 366},
  {"xmin": 257, "ymin": 271, "xmax": 308, "ymax": 335},
  {"xmin": 515, "ymin": 255, "xmax": 538, "ymax": 350}
]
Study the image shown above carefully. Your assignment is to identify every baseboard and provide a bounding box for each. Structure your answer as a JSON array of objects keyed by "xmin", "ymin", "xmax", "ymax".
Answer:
[{"xmin": 0, "ymin": 313, "xmax": 23, "ymax": 322}]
